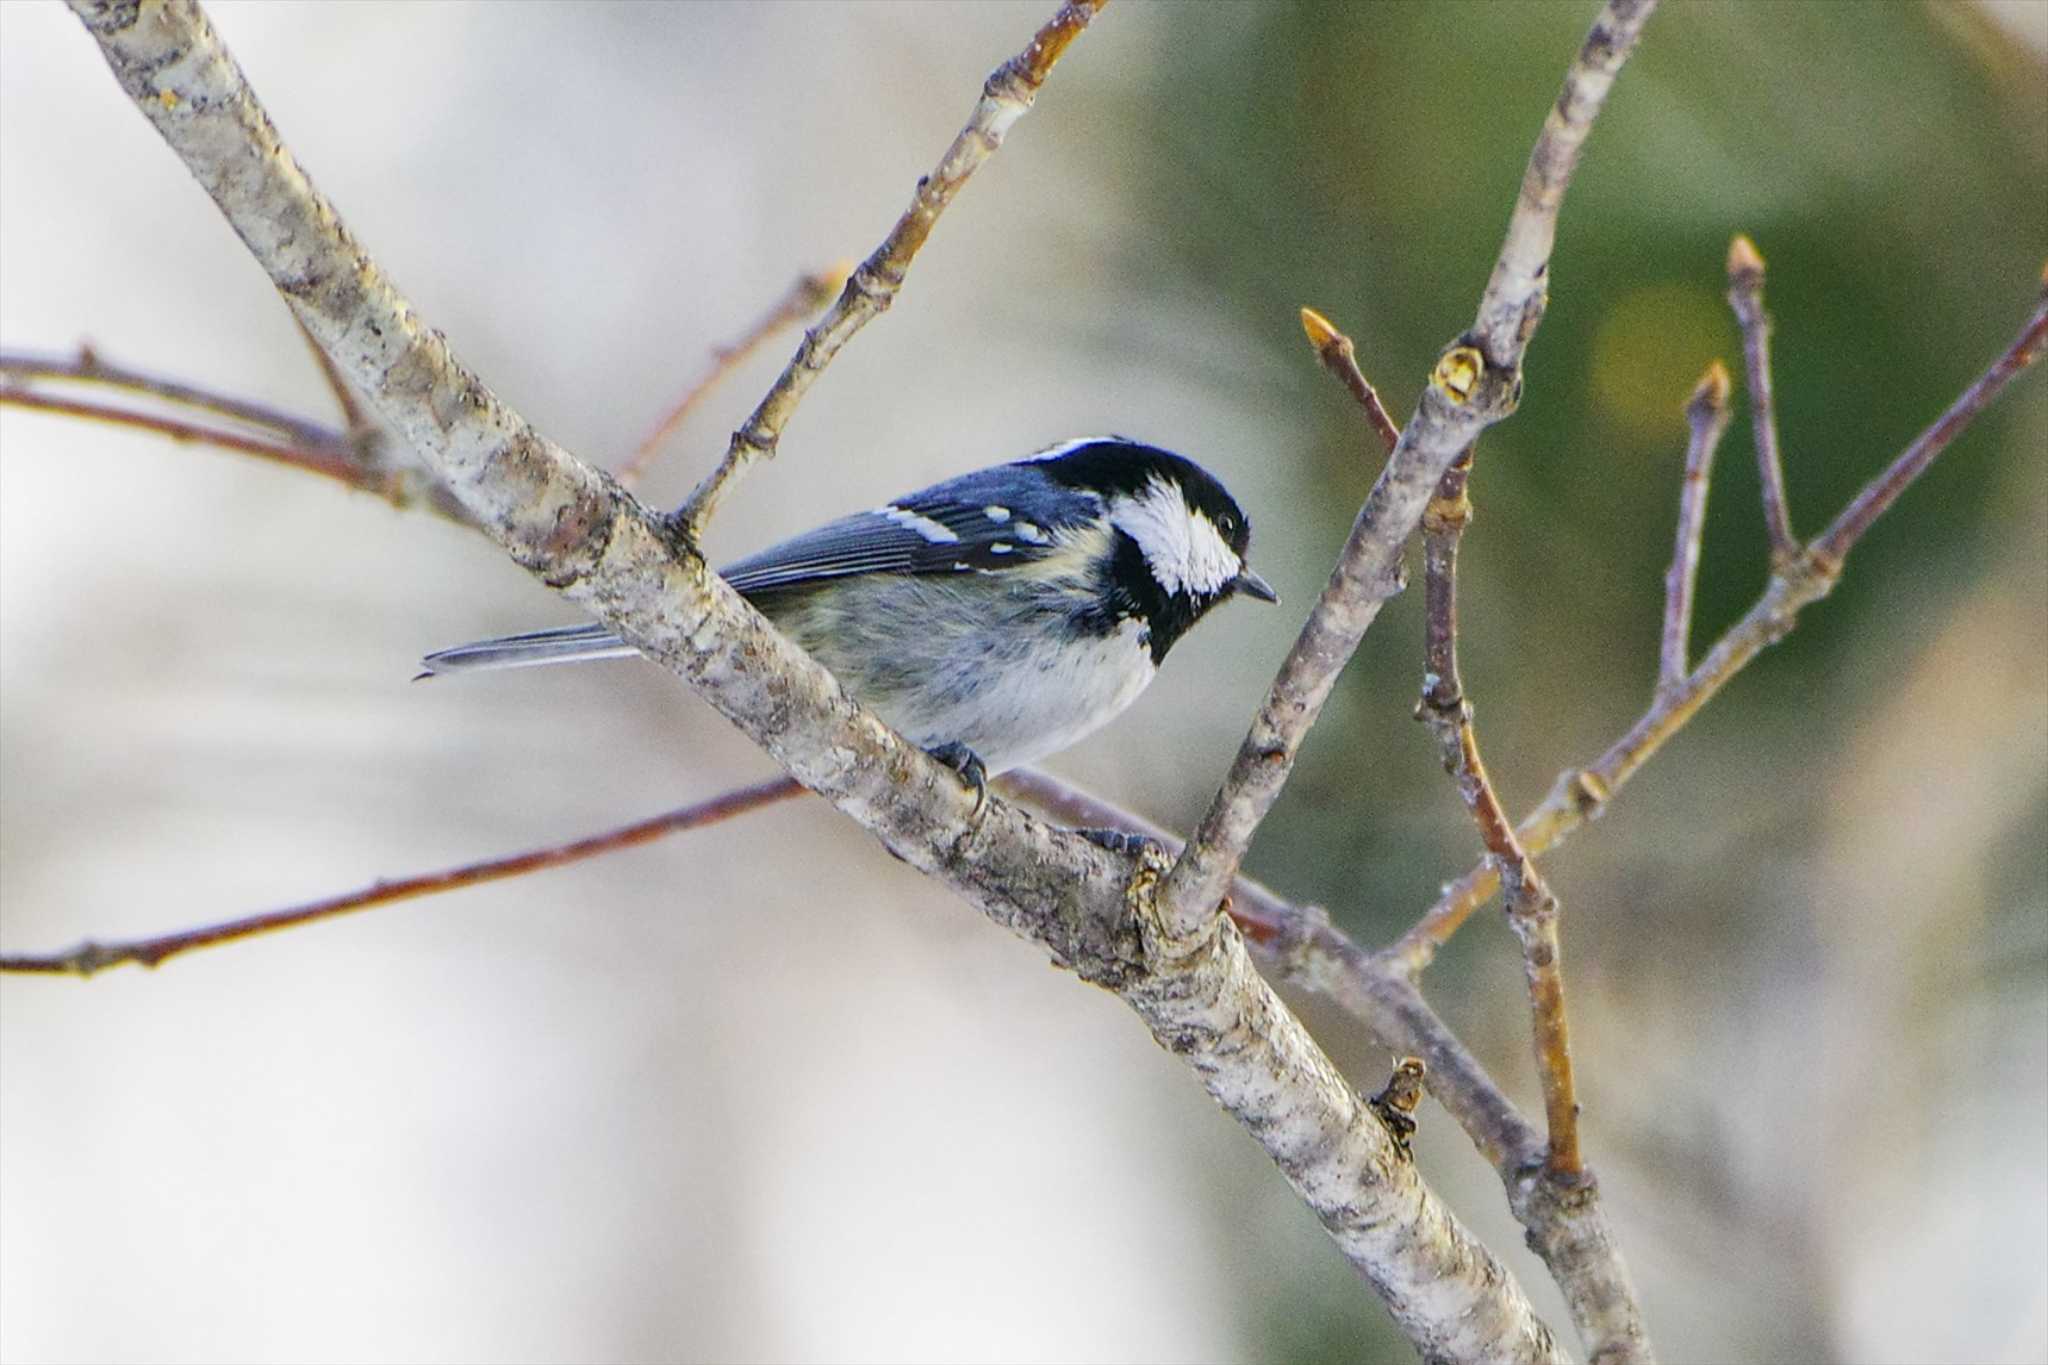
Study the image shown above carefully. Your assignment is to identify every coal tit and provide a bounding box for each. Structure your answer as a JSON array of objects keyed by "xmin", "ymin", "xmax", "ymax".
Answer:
[{"xmin": 420, "ymin": 437, "xmax": 1276, "ymax": 783}]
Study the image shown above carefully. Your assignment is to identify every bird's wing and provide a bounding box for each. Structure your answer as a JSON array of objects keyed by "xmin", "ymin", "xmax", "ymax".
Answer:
[{"xmin": 721, "ymin": 469, "xmax": 1100, "ymax": 597}]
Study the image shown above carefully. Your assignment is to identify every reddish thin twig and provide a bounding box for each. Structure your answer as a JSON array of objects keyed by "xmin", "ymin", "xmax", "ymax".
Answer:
[
  {"xmin": 0, "ymin": 345, "xmax": 338, "ymax": 447},
  {"xmin": 617, "ymin": 264, "xmax": 849, "ymax": 489},
  {"xmin": 1412, "ymin": 443, "xmax": 1583, "ymax": 1179},
  {"xmin": 1659, "ymin": 362, "xmax": 1732, "ymax": 693},
  {"xmin": 1391, "ymin": 266, "xmax": 2048, "ymax": 973},
  {"xmin": 0, "ymin": 776, "xmax": 806, "ymax": 977},
  {"xmin": 1300, "ymin": 306, "xmax": 1401, "ymax": 455},
  {"xmin": 1727, "ymin": 235, "xmax": 1798, "ymax": 567},
  {"xmin": 0, "ymin": 387, "xmax": 367, "ymax": 489}
]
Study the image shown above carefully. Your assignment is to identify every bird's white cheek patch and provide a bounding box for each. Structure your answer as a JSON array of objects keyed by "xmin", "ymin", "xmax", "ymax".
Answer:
[{"xmin": 1110, "ymin": 478, "xmax": 1239, "ymax": 597}]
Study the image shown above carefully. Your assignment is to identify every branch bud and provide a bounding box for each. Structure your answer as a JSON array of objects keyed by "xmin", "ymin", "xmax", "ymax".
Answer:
[
  {"xmin": 1686, "ymin": 360, "xmax": 1731, "ymax": 419},
  {"xmin": 1726, "ymin": 234, "xmax": 1765, "ymax": 288}
]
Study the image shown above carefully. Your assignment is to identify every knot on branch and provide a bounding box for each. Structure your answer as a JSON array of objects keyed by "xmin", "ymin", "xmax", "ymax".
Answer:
[
  {"xmin": 1129, "ymin": 840, "xmax": 1219, "ymax": 967},
  {"xmin": 1556, "ymin": 767, "xmax": 1610, "ymax": 819},
  {"xmin": 1430, "ymin": 340, "xmax": 1524, "ymax": 419},
  {"xmin": 1368, "ymin": 1057, "xmax": 1428, "ymax": 1159},
  {"xmin": 1421, "ymin": 490, "xmax": 1472, "ymax": 538}
]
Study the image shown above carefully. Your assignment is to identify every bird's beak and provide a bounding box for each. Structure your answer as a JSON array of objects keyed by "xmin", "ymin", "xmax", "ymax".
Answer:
[{"xmin": 1233, "ymin": 569, "xmax": 1279, "ymax": 603}]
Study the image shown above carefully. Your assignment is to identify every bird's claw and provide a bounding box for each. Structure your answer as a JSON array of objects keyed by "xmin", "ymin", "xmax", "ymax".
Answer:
[
  {"xmin": 926, "ymin": 742, "xmax": 989, "ymax": 825},
  {"xmin": 1077, "ymin": 827, "xmax": 1161, "ymax": 858}
]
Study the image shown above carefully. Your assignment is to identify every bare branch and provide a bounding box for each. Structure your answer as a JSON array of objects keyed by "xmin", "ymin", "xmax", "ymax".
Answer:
[
  {"xmin": 1659, "ymin": 363, "xmax": 1731, "ymax": 692},
  {"xmin": 1390, "ymin": 272, "xmax": 2048, "ymax": 973},
  {"xmin": 1300, "ymin": 306, "xmax": 1401, "ymax": 455},
  {"xmin": 1726, "ymin": 234, "xmax": 1799, "ymax": 566},
  {"xmin": 1412, "ymin": 448, "xmax": 1585, "ymax": 1183},
  {"xmin": 0, "ymin": 777, "xmax": 807, "ymax": 978},
  {"xmin": 1810, "ymin": 263, "xmax": 2048, "ymax": 568},
  {"xmin": 618, "ymin": 264, "xmax": 849, "ymax": 490},
  {"xmin": 0, "ymin": 385, "xmax": 369, "ymax": 490},
  {"xmin": 1472, "ymin": 0, "xmax": 1661, "ymax": 363},
  {"xmin": 1002, "ymin": 769, "xmax": 1645, "ymax": 1362},
  {"xmin": 676, "ymin": 0, "xmax": 1107, "ymax": 534},
  {"xmin": 60, "ymin": 2, "xmax": 1564, "ymax": 1353},
  {"xmin": 1, "ymin": 344, "xmax": 338, "ymax": 446},
  {"xmin": 1163, "ymin": 0, "xmax": 1659, "ymax": 941}
]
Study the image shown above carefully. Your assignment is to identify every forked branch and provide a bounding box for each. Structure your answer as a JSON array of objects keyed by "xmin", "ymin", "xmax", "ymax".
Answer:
[
  {"xmin": 1392, "ymin": 258, "xmax": 2048, "ymax": 972},
  {"xmin": 1161, "ymin": 0, "xmax": 1659, "ymax": 940}
]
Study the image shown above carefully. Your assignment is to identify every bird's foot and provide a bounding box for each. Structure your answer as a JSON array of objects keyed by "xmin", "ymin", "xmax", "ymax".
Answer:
[
  {"xmin": 925, "ymin": 742, "xmax": 989, "ymax": 825},
  {"xmin": 1076, "ymin": 827, "xmax": 1162, "ymax": 858}
]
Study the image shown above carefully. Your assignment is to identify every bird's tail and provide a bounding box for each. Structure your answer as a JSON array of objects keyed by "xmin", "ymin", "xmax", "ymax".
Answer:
[{"xmin": 415, "ymin": 622, "xmax": 636, "ymax": 679}]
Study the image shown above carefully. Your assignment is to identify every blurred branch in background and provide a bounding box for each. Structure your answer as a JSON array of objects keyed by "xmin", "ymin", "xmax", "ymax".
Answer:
[{"xmin": 617, "ymin": 264, "xmax": 848, "ymax": 490}]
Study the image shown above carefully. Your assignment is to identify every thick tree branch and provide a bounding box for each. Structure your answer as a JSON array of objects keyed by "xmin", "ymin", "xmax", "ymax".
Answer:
[
  {"xmin": 59, "ymin": 2, "xmax": 1563, "ymax": 1356},
  {"xmin": 1000, "ymin": 769, "xmax": 1648, "ymax": 1365},
  {"xmin": 1161, "ymin": 0, "xmax": 1658, "ymax": 940},
  {"xmin": 676, "ymin": 0, "xmax": 1106, "ymax": 534}
]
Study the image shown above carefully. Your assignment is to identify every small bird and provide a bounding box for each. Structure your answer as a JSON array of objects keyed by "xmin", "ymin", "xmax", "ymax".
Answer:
[{"xmin": 420, "ymin": 436, "xmax": 1275, "ymax": 800}]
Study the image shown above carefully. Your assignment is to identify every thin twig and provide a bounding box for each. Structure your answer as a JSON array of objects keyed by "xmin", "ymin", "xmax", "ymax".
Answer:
[
  {"xmin": 1811, "ymin": 262, "xmax": 2048, "ymax": 568},
  {"xmin": 1391, "ymin": 271, "xmax": 2048, "ymax": 974},
  {"xmin": 1162, "ymin": 0, "xmax": 1659, "ymax": 942},
  {"xmin": 0, "ymin": 387, "xmax": 368, "ymax": 489},
  {"xmin": 1300, "ymin": 306, "xmax": 1401, "ymax": 454},
  {"xmin": 1726, "ymin": 235, "xmax": 1798, "ymax": 566},
  {"xmin": 1659, "ymin": 362, "xmax": 1731, "ymax": 693},
  {"xmin": 0, "ymin": 345, "xmax": 338, "ymax": 446},
  {"xmin": 1412, "ymin": 447, "xmax": 1583, "ymax": 1180},
  {"xmin": 677, "ymin": 0, "xmax": 1108, "ymax": 535},
  {"xmin": 617, "ymin": 264, "xmax": 850, "ymax": 490},
  {"xmin": 0, "ymin": 777, "xmax": 808, "ymax": 977}
]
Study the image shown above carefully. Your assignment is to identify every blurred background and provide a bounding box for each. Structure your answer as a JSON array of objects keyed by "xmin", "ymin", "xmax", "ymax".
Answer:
[{"xmin": 2, "ymin": 2, "xmax": 2043, "ymax": 1361}]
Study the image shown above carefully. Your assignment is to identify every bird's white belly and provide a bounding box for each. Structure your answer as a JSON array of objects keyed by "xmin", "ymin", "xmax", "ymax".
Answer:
[
  {"xmin": 892, "ymin": 616, "xmax": 1156, "ymax": 772},
  {"xmin": 768, "ymin": 577, "xmax": 1159, "ymax": 774}
]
